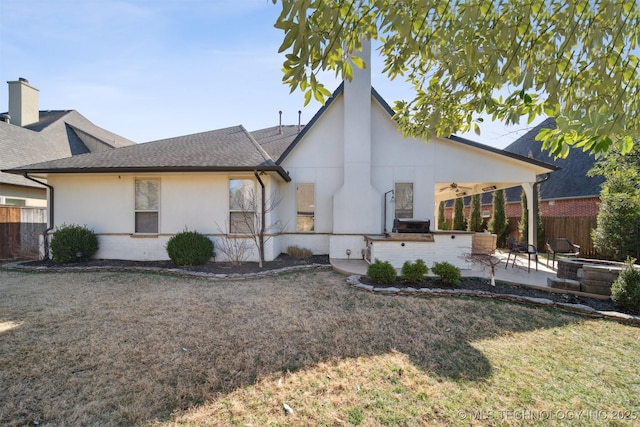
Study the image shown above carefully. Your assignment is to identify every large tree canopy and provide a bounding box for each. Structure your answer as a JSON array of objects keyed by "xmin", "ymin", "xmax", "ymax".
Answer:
[{"xmin": 273, "ymin": 0, "xmax": 640, "ymax": 157}]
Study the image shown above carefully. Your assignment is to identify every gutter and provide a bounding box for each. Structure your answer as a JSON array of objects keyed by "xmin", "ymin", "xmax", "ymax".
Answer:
[
  {"xmin": 23, "ymin": 173, "xmax": 54, "ymax": 260},
  {"xmin": 254, "ymin": 170, "xmax": 266, "ymax": 266}
]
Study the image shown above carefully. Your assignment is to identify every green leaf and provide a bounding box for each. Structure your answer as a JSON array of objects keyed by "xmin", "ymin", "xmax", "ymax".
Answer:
[{"xmin": 350, "ymin": 55, "xmax": 365, "ymax": 69}]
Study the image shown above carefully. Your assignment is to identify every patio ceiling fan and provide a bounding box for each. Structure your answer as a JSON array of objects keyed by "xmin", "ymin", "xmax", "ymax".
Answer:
[{"xmin": 439, "ymin": 182, "xmax": 472, "ymax": 193}]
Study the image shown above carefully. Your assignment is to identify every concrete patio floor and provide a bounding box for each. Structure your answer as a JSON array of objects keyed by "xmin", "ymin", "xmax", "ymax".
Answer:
[{"xmin": 331, "ymin": 250, "xmax": 558, "ymax": 290}]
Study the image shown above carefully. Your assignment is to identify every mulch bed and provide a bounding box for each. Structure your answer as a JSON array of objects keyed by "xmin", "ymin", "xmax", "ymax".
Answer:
[
  {"xmin": 20, "ymin": 254, "xmax": 331, "ymax": 275},
  {"xmin": 17, "ymin": 254, "xmax": 629, "ymax": 314}
]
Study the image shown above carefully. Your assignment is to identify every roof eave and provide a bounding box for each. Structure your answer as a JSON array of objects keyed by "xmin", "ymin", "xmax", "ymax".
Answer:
[
  {"xmin": 447, "ymin": 135, "xmax": 560, "ymax": 172},
  {"xmin": 3, "ymin": 165, "xmax": 292, "ymax": 182}
]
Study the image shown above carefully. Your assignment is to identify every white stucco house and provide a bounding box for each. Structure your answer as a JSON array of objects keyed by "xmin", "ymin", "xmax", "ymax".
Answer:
[{"xmin": 4, "ymin": 44, "xmax": 557, "ymax": 268}]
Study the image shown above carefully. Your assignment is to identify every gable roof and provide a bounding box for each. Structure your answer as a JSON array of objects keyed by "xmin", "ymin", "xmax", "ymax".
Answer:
[
  {"xmin": 275, "ymin": 83, "xmax": 558, "ymax": 172},
  {"xmin": 0, "ymin": 110, "xmax": 135, "ymax": 189},
  {"xmin": 4, "ymin": 125, "xmax": 291, "ymax": 181},
  {"xmin": 503, "ymin": 117, "xmax": 603, "ymax": 200}
]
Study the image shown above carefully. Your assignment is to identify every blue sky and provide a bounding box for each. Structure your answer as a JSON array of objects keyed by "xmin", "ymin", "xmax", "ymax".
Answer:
[{"xmin": 0, "ymin": 0, "xmax": 540, "ymax": 146}]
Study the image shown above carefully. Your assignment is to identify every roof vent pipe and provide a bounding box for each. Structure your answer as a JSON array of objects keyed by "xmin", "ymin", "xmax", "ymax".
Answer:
[
  {"xmin": 278, "ymin": 110, "xmax": 282, "ymax": 134},
  {"xmin": 298, "ymin": 110, "xmax": 301, "ymax": 133}
]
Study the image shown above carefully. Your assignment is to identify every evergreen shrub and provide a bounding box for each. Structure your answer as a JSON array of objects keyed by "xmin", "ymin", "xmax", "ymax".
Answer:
[
  {"xmin": 611, "ymin": 258, "xmax": 640, "ymax": 313},
  {"xmin": 401, "ymin": 259, "xmax": 428, "ymax": 283},
  {"xmin": 166, "ymin": 230, "xmax": 213, "ymax": 266},
  {"xmin": 367, "ymin": 259, "xmax": 397, "ymax": 285},
  {"xmin": 50, "ymin": 224, "xmax": 99, "ymax": 263},
  {"xmin": 431, "ymin": 261, "xmax": 461, "ymax": 286}
]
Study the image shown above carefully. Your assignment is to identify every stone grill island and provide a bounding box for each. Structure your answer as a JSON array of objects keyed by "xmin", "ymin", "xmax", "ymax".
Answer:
[{"xmin": 364, "ymin": 219, "xmax": 496, "ymax": 269}]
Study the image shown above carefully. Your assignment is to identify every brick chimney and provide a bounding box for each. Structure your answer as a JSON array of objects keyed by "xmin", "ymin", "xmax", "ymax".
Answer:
[{"xmin": 7, "ymin": 78, "xmax": 39, "ymax": 127}]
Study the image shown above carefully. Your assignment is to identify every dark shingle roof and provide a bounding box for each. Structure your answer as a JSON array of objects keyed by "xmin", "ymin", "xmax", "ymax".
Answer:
[
  {"xmin": 0, "ymin": 110, "xmax": 135, "ymax": 188},
  {"xmin": 503, "ymin": 117, "xmax": 603, "ymax": 200},
  {"xmin": 5, "ymin": 125, "xmax": 291, "ymax": 181},
  {"xmin": 251, "ymin": 125, "xmax": 304, "ymax": 161}
]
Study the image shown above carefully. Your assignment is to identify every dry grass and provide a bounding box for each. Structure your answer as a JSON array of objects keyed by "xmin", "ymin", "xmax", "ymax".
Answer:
[{"xmin": 0, "ymin": 269, "xmax": 638, "ymax": 426}]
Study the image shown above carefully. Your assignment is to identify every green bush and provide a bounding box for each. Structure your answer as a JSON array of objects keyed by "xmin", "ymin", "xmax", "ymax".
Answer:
[
  {"xmin": 431, "ymin": 261, "xmax": 461, "ymax": 286},
  {"xmin": 166, "ymin": 230, "xmax": 213, "ymax": 266},
  {"xmin": 50, "ymin": 224, "xmax": 99, "ymax": 263},
  {"xmin": 611, "ymin": 258, "xmax": 640, "ymax": 313},
  {"xmin": 367, "ymin": 259, "xmax": 397, "ymax": 285},
  {"xmin": 401, "ymin": 259, "xmax": 428, "ymax": 283}
]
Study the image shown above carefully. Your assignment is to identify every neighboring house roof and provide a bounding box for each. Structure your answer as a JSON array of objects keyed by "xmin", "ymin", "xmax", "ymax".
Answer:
[
  {"xmin": 0, "ymin": 110, "xmax": 135, "ymax": 189},
  {"xmin": 5, "ymin": 125, "xmax": 291, "ymax": 182},
  {"xmin": 447, "ymin": 118, "xmax": 605, "ymax": 207},
  {"xmin": 503, "ymin": 117, "xmax": 604, "ymax": 200}
]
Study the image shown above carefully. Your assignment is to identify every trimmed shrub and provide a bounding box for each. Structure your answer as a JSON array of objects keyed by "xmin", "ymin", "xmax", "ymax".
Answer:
[
  {"xmin": 50, "ymin": 224, "xmax": 99, "ymax": 263},
  {"xmin": 401, "ymin": 259, "xmax": 428, "ymax": 283},
  {"xmin": 367, "ymin": 259, "xmax": 397, "ymax": 285},
  {"xmin": 432, "ymin": 261, "xmax": 461, "ymax": 286},
  {"xmin": 611, "ymin": 258, "xmax": 640, "ymax": 313},
  {"xmin": 166, "ymin": 230, "xmax": 213, "ymax": 266},
  {"xmin": 287, "ymin": 245, "xmax": 313, "ymax": 258}
]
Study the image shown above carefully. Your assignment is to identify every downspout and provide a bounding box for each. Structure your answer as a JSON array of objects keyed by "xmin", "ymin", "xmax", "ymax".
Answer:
[
  {"xmin": 23, "ymin": 173, "xmax": 54, "ymax": 260},
  {"xmin": 254, "ymin": 170, "xmax": 266, "ymax": 266},
  {"xmin": 532, "ymin": 173, "xmax": 551, "ymax": 248}
]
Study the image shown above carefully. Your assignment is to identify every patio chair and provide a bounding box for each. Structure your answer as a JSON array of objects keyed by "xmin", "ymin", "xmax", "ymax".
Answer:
[
  {"xmin": 505, "ymin": 237, "xmax": 539, "ymax": 273},
  {"xmin": 545, "ymin": 238, "xmax": 580, "ymax": 268}
]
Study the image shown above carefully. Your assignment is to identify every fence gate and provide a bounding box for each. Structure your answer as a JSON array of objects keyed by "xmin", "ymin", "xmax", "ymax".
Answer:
[{"xmin": 0, "ymin": 206, "xmax": 47, "ymax": 259}]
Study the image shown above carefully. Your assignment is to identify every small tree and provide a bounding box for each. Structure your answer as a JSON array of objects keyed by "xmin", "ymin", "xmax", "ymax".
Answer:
[
  {"xmin": 465, "ymin": 252, "xmax": 501, "ymax": 286},
  {"xmin": 488, "ymin": 189, "xmax": 509, "ymax": 248},
  {"xmin": 220, "ymin": 182, "xmax": 283, "ymax": 267},
  {"xmin": 519, "ymin": 192, "xmax": 529, "ymax": 243},
  {"xmin": 453, "ymin": 198, "xmax": 465, "ymax": 230},
  {"xmin": 437, "ymin": 201, "xmax": 448, "ymax": 230},
  {"xmin": 467, "ymin": 194, "xmax": 484, "ymax": 232},
  {"xmin": 590, "ymin": 144, "xmax": 640, "ymax": 261}
]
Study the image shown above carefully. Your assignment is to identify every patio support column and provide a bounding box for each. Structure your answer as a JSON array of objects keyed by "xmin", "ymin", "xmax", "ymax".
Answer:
[{"xmin": 521, "ymin": 182, "xmax": 534, "ymax": 246}]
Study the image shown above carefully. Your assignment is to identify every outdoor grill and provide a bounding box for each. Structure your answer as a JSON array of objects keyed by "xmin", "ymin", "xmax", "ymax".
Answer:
[{"xmin": 392, "ymin": 218, "xmax": 431, "ymax": 234}]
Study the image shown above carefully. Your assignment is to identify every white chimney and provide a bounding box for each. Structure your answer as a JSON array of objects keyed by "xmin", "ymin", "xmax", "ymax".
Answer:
[
  {"xmin": 8, "ymin": 78, "xmax": 39, "ymax": 127},
  {"xmin": 332, "ymin": 40, "xmax": 381, "ymax": 234}
]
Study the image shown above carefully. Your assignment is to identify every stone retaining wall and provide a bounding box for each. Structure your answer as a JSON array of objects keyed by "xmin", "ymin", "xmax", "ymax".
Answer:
[{"xmin": 554, "ymin": 258, "xmax": 635, "ymax": 296}]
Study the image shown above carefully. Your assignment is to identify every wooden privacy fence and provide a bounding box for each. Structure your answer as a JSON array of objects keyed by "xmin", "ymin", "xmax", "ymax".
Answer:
[
  {"xmin": 0, "ymin": 206, "xmax": 47, "ymax": 259},
  {"xmin": 507, "ymin": 215, "xmax": 598, "ymax": 257},
  {"xmin": 542, "ymin": 216, "xmax": 598, "ymax": 257}
]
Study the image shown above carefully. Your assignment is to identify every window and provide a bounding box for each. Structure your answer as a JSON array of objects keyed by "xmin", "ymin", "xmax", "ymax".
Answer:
[
  {"xmin": 135, "ymin": 179, "xmax": 159, "ymax": 233},
  {"xmin": 5, "ymin": 198, "xmax": 26, "ymax": 206},
  {"xmin": 229, "ymin": 179, "xmax": 255, "ymax": 234},
  {"xmin": 296, "ymin": 183, "xmax": 315, "ymax": 232},
  {"xmin": 394, "ymin": 183, "xmax": 413, "ymax": 218}
]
